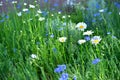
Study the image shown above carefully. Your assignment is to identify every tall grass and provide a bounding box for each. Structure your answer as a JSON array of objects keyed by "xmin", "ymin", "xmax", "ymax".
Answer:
[{"xmin": 0, "ymin": 0, "xmax": 120, "ymax": 80}]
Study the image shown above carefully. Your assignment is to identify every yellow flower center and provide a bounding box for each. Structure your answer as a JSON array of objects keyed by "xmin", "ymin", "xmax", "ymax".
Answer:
[
  {"xmin": 79, "ymin": 25, "xmax": 84, "ymax": 29},
  {"xmin": 61, "ymin": 38, "xmax": 65, "ymax": 42},
  {"xmin": 94, "ymin": 40, "xmax": 99, "ymax": 43}
]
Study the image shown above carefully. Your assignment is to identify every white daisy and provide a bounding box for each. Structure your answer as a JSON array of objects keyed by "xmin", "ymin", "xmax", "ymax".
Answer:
[
  {"xmin": 29, "ymin": 4, "xmax": 35, "ymax": 8},
  {"xmin": 12, "ymin": 1, "xmax": 17, "ymax": 4},
  {"xmin": 91, "ymin": 36, "xmax": 101, "ymax": 45},
  {"xmin": 31, "ymin": 54, "xmax": 37, "ymax": 59},
  {"xmin": 83, "ymin": 30, "xmax": 94, "ymax": 35},
  {"xmin": 78, "ymin": 39, "xmax": 86, "ymax": 44},
  {"xmin": 58, "ymin": 37, "xmax": 67, "ymax": 42},
  {"xmin": 24, "ymin": 3, "xmax": 27, "ymax": 6},
  {"xmin": 23, "ymin": 8, "xmax": 29, "ymax": 12},
  {"xmin": 99, "ymin": 9, "xmax": 104, "ymax": 12},
  {"xmin": 17, "ymin": 12, "xmax": 22, "ymax": 16},
  {"xmin": 37, "ymin": 9, "xmax": 42, "ymax": 14},
  {"xmin": 75, "ymin": 22, "xmax": 87, "ymax": 31},
  {"xmin": 38, "ymin": 17, "xmax": 45, "ymax": 21},
  {"xmin": 0, "ymin": 2, "xmax": 3, "ymax": 6}
]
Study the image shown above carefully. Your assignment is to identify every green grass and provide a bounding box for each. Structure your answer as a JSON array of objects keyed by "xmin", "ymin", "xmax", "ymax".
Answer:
[{"xmin": 0, "ymin": 0, "xmax": 120, "ymax": 80}]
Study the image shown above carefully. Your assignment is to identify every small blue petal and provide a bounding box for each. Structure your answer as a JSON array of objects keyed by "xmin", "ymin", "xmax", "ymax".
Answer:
[{"xmin": 92, "ymin": 58, "xmax": 100, "ymax": 64}]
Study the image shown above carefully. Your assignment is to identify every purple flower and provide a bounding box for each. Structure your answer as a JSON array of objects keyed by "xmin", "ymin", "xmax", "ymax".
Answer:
[
  {"xmin": 84, "ymin": 36, "xmax": 90, "ymax": 41},
  {"xmin": 92, "ymin": 58, "xmax": 100, "ymax": 64},
  {"xmin": 54, "ymin": 64, "xmax": 66, "ymax": 73},
  {"xmin": 59, "ymin": 73, "xmax": 69, "ymax": 80}
]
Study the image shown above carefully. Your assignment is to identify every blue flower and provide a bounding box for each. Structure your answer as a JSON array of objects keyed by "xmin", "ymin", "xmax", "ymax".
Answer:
[
  {"xmin": 50, "ymin": 34, "xmax": 54, "ymax": 38},
  {"xmin": 107, "ymin": 32, "xmax": 111, "ymax": 35},
  {"xmin": 92, "ymin": 58, "xmax": 100, "ymax": 64},
  {"xmin": 108, "ymin": 12, "xmax": 112, "ymax": 15},
  {"xmin": 53, "ymin": 3, "xmax": 59, "ymax": 7},
  {"xmin": 84, "ymin": 36, "xmax": 90, "ymax": 41},
  {"xmin": 114, "ymin": 2, "xmax": 120, "ymax": 8},
  {"xmin": 44, "ymin": 0, "xmax": 48, "ymax": 3},
  {"xmin": 0, "ymin": 19, "xmax": 4, "ymax": 23},
  {"xmin": 52, "ymin": 48, "xmax": 57, "ymax": 52},
  {"xmin": 73, "ymin": 76, "xmax": 77, "ymax": 80},
  {"xmin": 59, "ymin": 73, "xmax": 69, "ymax": 80},
  {"xmin": 17, "ymin": 4, "xmax": 21, "ymax": 9},
  {"xmin": 93, "ymin": 13, "xmax": 100, "ymax": 17},
  {"xmin": 54, "ymin": 64, "xmax": 66, "ymax": 73},
  {"xmin": 96, "ymin": 3, "xmax": 100, "ymax": 9}
]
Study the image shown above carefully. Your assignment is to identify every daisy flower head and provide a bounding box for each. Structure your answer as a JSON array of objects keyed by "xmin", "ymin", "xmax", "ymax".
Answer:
[
  {"xmin": 23, "ymin": 8, "xmax": 29, "ymax": 12},
  {"xmin": 91, "ymin": 36, "xmax": 101, "ymax": 45},
  {"xmin": 24, "ymin": 3, "xmax": 27, "ymax": 6},
  {"xmin": 75, "ymin": 22, "xmax": 87, "ymax": 31},
  {"xmin": 29, "ymin": 4, "xmax": 35, "ymax": 8},
  {"xmin": 38, "ymin": 17, "xmax": 45, "ymax": 21},
  {"xmin": 78, "ymin": 39, "xmax": 86, "ymax": 44},
  {"xmin": 58, "ymin": 37, "xmax": 67, "ymax": 42},
  {"xmin": 83, "ymin": 30, "xmax": 94, "ymax": 35},
  {"xmin": 12, "ymin": 1, "xmax": 17, "ymax": 4},
  {"xmin": 31, "ymin": 54, "xmax": 37, "ymax": 59},
  {"xmin": 17, "ymin": 12, "xmax": 22, "ymax": 16}
]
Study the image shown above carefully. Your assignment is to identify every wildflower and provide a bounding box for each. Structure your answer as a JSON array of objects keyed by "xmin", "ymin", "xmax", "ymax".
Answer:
[
  {"xmin": 93, "ymin": 13, "xmax": 100, "ymax": 17},
  {"xmin": 62, "ymin": 16, "xmax": 66, "ymax": 19},
  {"xmin": 23, "ymin": 8, "xmax": 29, "ymax": 12},
  {"xmin": 53, "ymin": 3, "xmax": 59, "ymax": 7},
  {"xmin": 50, "ymin": 34, "xmax": 54, "ymax": 38},
  {"xmin": 35, "ymin": 13, "xmax": 39, "ymax": 16},
  {"xmin": 119, "ymin": 12, "xmax": 120, "ymax": 15},
  {"xmin": 51, "ymin": 14, "xmax": 54, "ymax": 16},
  {"xmin": 114, "ymin": 2, "xmax": 120, "ymax": 8},
  {"xmin": 12, "ymin": 1, "xmax": 17, "ymax": 4},
  {"xmin": 58, "ymin": 37, "xmax": 67, "ymax": 42},
  {"xmin": 29, "ymin": 4, "xmax": 35, "ymax": 8},
  {"xmin": 44, "ymin": 0, "xmax": 48, "ymax": 3},
  {"xmin": 0, "ymin": 2, "xmax": 3, "ymax": 6},
  {"xmin": 108, "ymin": 12, "xmax": 112, "ymax": 15},
  {"xmin": 0, "ymin": 19, "xmax": 4, "ymax": 23},
  {"xmin": 78, "ymin": 39, "xmax": 86, "ymax": 44},
  {"xmin": 38, "ymin": 17, "xmax": 45, "ymax": 21},
  {"xmin": 91, "ymin": 36, "xmax": 101, "ymax": 45},
  {"xmin": 84, "ymin": 36, "xmax": 90, "ymax": 41},
  {"xmin": 58, "ymin": 27, "xmax": 64, "ymax": 31},
  {"xmin": 83, "ymin": 30, "xmax": 94, "ymax": 35},
  {"xmin": 24, "ymin": 3, "xmax": 27, "ymax": 6},
  {"xmin": 73, "ymin": 76, "xmax": 77, "ymax": 80},
  {"xmin": 112, "ymin": 35, "xmax": 117, "ymax": 39},
  {"xmin": 107, "ymin": 32, "xmax": 111, "ymax": 35},
  {"xmin": 54, "ymin": 64, "xmax": 66, "ymax": 73},
  {"xmin": 75, "ymin": 22, "xmax": 87, "ymax": 31},
  {"xmin": 37, "ymin": 9, "xmax": 42, "ymax": 14},
  {"xmin": 58, "ymin": 11, "xmax": 61, "ymax": 14},
  {"xmin": 59, "ymin": 73, "xmax": 69, "ymax": 80},
  {"xmin": 52, "ymin": 48, "xmax": 57, "ymax": 53},
  {"xmin": 99, "ymin": 9, "xmax": 104, "ymax": 13},
  {"xmin": 31, "ymin": 54, "xmax": 37, "ymax": 59},
  {"xmin": 17, "ymin": 12, "xmax": 22, "ymax": 16},
  {"xmin": 92, "ymin": 58, "xmax": 100, "ymax": 64},
  {"xmin": 68, "ymin": 15, "xmax": 71, "ymax": 18}
]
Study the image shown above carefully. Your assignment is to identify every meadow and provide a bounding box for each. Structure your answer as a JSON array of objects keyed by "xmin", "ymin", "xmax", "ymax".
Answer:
[{"xmin": 0, "ymin": 0, "xmax": 120, "ymax": 80}]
